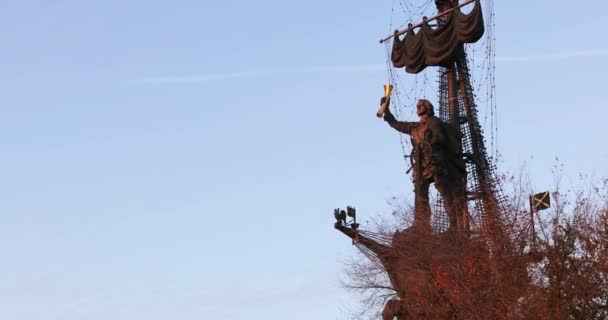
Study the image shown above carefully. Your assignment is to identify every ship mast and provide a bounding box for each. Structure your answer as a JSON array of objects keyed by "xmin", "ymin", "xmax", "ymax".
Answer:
[
  {"xmin": 332, "ymin": 1, "xmax": 512, "ymax": 318},
  {"xmin": 386, "ymin": 0, "xmax": 505, "ymax": 235}
]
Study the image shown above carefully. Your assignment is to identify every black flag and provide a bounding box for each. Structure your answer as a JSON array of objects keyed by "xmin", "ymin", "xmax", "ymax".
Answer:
[{"xmin": 530, "ymin": 192, "xmax": 551, "ymax": 212}]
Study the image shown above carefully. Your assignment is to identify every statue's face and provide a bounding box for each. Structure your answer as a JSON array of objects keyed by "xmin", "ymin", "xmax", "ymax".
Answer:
[{"xmin": 417, "ymin": 100, "xmax": 431, "ymax": 117}]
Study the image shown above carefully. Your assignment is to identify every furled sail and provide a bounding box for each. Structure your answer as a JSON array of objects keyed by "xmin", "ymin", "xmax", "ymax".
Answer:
[{"xmin": 391, "ymin": 0, "xmax": 484, "ymax": 74}]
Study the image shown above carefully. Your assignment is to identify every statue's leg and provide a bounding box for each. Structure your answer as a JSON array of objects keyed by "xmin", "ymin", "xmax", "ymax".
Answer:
[
  {"xmin": 434, "ymin": 177, "xmax": 458, "ymax": 232},
  {"xmin": 455, "ymin": 181, "xmax": 470, "ymax": 234},
  {"xmin": 444, "ymin": 175, "xmax": 470, "ymax": 234},
  {"xmin": 445, "ymin": 196, "xmax": 459, "ymax": 231},
  {"xmin": 449, "ymin": 192, "xmax": 468, "ymax": 233},
  {"xmin": 414, "ymin": 179, "xmax": 431, "ymax": 230},
  {"xmin": 382, "ymin": 299, "xmax": 404, "ymax": 320}
]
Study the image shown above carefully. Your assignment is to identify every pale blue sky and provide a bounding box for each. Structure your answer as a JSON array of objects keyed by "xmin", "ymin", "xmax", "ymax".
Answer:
[{"xmin": 1, "ymin": 1, "xmax": 607, "ymax": 319}]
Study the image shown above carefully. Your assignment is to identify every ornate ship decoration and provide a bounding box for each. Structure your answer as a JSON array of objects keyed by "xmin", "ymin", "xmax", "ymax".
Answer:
[{"xmin": 333, "ymin": 0, "xmax": 518, "ymax": 318}]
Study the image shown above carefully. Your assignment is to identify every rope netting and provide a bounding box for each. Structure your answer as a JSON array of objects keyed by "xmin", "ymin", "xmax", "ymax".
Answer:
[{"xmin": 382, "ymin": 0, "xmax": 503, "ymax": 233}]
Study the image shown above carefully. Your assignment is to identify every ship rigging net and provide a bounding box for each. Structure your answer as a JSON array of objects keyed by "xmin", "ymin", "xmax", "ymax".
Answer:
[{"xmin": 382, "ymin": 0, "xmax": 505, "ymax": 233}]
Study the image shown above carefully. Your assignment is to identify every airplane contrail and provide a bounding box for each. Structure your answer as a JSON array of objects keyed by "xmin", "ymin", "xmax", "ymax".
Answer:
[
  {"xmin": 496, "ymin": 49, "xmax": 608, "ymax": 62},
  {"xmin": 143, "ymin": 49, "xmax": 608, "ymax": 84}
]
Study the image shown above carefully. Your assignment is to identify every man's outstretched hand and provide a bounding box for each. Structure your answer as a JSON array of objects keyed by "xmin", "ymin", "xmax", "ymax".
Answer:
[{"xmin": 381, "ymin": 97, "xmax": 396, "ymax": 123}]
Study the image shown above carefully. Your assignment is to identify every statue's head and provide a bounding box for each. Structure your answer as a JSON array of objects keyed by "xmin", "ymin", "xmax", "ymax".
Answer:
[{"xmin": 416, "ymin": 99, "xmax": 435, "ymax": 117}]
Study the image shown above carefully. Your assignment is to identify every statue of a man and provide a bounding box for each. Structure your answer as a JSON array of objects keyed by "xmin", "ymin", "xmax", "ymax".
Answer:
[{"xmin": 382, "ymin": 97, "xmax": 468, "ymax": 232}]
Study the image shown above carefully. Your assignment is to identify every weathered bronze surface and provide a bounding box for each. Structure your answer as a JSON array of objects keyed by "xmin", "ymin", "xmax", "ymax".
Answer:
[
  {"xmin": 383, "ymin": 98, "xmax": 468, "ymax": 232},
  {"xmin": 389, "ymin": 0, "xmax": 484, "ymax": 73},
  {"xmin": 334, "ymin": 0, "xmax": 513, "ymax": 317}
]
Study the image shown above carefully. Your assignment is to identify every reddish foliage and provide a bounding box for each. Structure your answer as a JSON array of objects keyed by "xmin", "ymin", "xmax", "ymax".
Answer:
[{"xmin": 345, "ymin": 179, "xmax": 608, "ymax": 319}]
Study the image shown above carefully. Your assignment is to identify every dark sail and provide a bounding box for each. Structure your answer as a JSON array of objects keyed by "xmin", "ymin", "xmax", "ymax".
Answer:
[{"xmin": 391, "ymin": 0, "xmax": 484, "ymax": 74}]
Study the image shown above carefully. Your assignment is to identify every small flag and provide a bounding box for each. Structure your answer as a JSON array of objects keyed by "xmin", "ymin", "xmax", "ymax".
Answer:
[{"xmin": 530, "ymin": 192, "xmax": 551, "ymax": 212}]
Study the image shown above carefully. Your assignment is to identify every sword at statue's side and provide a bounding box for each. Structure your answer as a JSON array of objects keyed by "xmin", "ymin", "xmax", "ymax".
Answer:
[{"xmin": 377, "ymin": 84, "xmax": 394, "ymax": 118}]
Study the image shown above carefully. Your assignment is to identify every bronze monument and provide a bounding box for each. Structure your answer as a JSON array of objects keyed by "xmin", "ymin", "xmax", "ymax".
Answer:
[
  {"xmin": 382, "ymin": 97, "xmax": 467, "ymax": 233},
  {"xmin": 333, "ymin": 0, "xmax": 512, "ymax": 318}
]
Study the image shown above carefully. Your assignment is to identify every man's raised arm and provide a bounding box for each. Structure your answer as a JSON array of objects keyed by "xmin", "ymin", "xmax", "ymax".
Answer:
[{"xmin": 382, "ymin": 97, "xmax": 417, "ymax": 135}]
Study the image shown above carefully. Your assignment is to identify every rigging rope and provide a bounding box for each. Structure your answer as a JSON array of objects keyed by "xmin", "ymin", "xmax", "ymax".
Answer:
[
  {"xmin": 384, "ymin": 0, "xmax": 497, "ymax": 232},
  {"xmin": 385, "ymin": 0, "xmax": 497, "ymax": 164}
]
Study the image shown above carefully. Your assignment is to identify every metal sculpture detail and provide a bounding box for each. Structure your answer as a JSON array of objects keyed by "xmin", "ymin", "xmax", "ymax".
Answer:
[
  {"xmin": 333, "ymin": 0, "xmax": 512, "ymax": 318},
  {"xmin": 383, "ymin": 98, "xmax": 468, "ymax": 232}
]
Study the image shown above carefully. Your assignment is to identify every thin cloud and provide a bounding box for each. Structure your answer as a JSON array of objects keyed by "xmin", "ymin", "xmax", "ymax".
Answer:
[
  {"xmin": 142, "ymin": 64, "xmax": 384, "ymax": 84},
  {"xmin": 496, "ymin": 49, "xmax": 608, "ymax": 62},
  {"xmin": 143, "ymin": 49, "xmax": 608, "ymax": 84},
  {"xmin": 292, "ymin": 64, "xmax": 384, "ymax": 73},
  {"xmin": 142, "ymin": 71, "xmax": 260, "ymax": 84}
]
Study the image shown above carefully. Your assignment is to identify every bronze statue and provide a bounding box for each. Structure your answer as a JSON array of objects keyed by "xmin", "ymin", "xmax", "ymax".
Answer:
[
  {"xmin": 382, "ymin": 97, "xmax": 468, "ymax": 232},
  {"xmin": 333, "ymin": 0, "xmax": 516, "ymax": 316}
]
